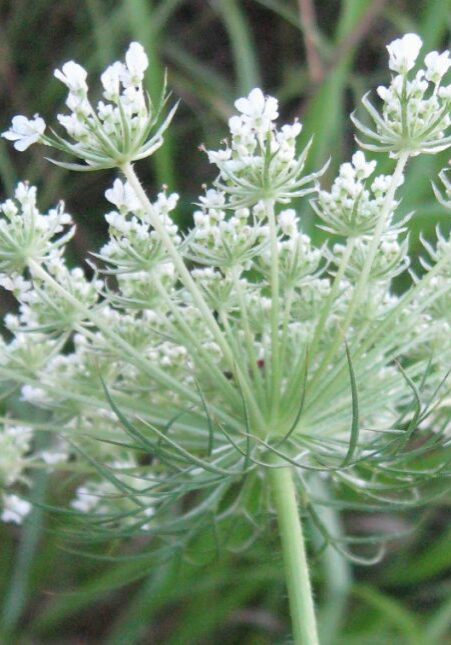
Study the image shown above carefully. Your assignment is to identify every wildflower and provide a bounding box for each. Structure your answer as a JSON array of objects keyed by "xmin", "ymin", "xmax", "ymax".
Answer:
[
  {"xmin": 206, "ymin": 88, "xmax": 323, "ymax": 206},
  {"xmin": 234, "ymin": 87, "xmax": 279, "ymax": 132},
  {"xmin": 3, "ymin": 42, "xmax": 175, "ymax": 170},
  {"xmin": 101, "ymin": 62, "xmax": 124, "ymax": 100},
  {"xmin": 387, "ymin": 33, "xmax": 423, "ymax": 73},
  {"xmin": 353, "ymin": 34, "xmax": 451, "ymax": 156},
  {"xmin": 1, "ymin": 494, "xmax": 31, "ymax": 524},
  {"xmin": 312, "ymin": 152, "xmax": 402, "ymax": 237},
  {"xmin": 105, "ymin": 178, "xmax": 141, "ymax": 213},
  {"xmin": 0, "ymin": 182, "xmax": 73, "ymax": 276},
  {"xmin": 2, "ymin": 114, "xmax": 46, "ymax": 151},
  {"xmin": 123, "ymin": 42, "xmax": 149, "ymax": 86},
  {"xmin": 424, "ymin": 50, "xmax": 451, "ymax": 84},
  {"xmin": 54, "ymin": 61, "xmax": 88, "ymax": 93},
  {"xmin": 0, "ymin": 34, "xmax": 450, "ymax": 645}
]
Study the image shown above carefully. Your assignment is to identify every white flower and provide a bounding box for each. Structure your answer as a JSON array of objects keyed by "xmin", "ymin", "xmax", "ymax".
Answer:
[
  {"xmin": 425, "ymin": 50, "xmax": 451, "ymax": 84},
  {"xmin": 122, "ymin": 42, "xmax": 149, "ymax": 86},
  {"xmin": 2, "ymin": 115, "xmax": 46, "ymax": 151},
  {"xmin": 40, "ymin": 450, "xmax": 68, "ymax": 465},
  {"xmin": 0, "ymin": 275, "xmax": 31, "ymax": 297},
  {"xmin": 234, "ymin": 88, "xmax": 279, "ymax": 123},
  {"xmin": 57, "ymin": 113, "xmax": 87, "ymax": 138},
  {"xmin": 100, "ymin": 61, "xmax": 125, "ymax": 99},
  {"xmin": 228, "ymin": 115, "xmax": 251, "ymax": 137},
  {"xmin": 277, "ymin": 122, "xmax": 302, "ymax": 142},
  {"xmin": 54, "ymin": 61, "xmax": 88, "ymax": 93},
  {"xmin": 351, "ymin": 151, "xmax": 376, "ymax": 179},
  {"xmin": 71, "ymin": 485, "xmax": 99, "ymax": 513},
  {"xmin": 3, "ymin": 42, "xmax": 174, "ymax": 171},
  {"xmin": 387, "ymin": 33, "xmax": 423, "ymax": 74},
  {"xmin": 1, "ymin": 494, "xmax": 31, "ymax": 524},
  {"xmin": 279, "ymin": 209, "xmax": 298, "ymax": 237},
  {"xmin": 105, "ymin": 179, "xmax": 141, "ymax": 212}
]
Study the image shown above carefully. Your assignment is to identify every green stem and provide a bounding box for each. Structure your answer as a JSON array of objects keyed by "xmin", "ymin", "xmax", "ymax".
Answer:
[
  {"xmin": 269, "ymin": 467, "xmax": 319, "ymax": 645},
  {"xmin": 230, "ymin": 268, "xmax": 265, "ymax": 401},
  {"xmin": 314, "ymin": 477, "xmax": 352, "ymax": 645},
  {"xmin": 123, "ymin": 162, "xmax": 266, "ymax": 429},
  {"xmin": 266, "ymin": 198, "xmax": 281, "ymax": 419},
  {"xmin": 309, "ymin": 237, "xmax": 355, "ymax": 360}
]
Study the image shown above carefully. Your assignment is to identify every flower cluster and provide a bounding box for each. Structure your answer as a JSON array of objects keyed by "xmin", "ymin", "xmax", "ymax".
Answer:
[
  {"xmin": 206, "ymin": 88, "xmax": 324, "ymax": 206},
  {"xmin": 0, "ymin": 36, "xmax": 449, "ymax": 575},
  {"xmin": 2, "ymin": 43, "xmax": 175, "ymax": 170},
  {"xmin": 99, "ymin": 180, "xmax": 180, "ymax": 277},
  {"xmin": 0, "ymin": 182, "xmax": 72, "ymax": 280},
  {"xmin": 183, "ymin": 189, "xmax": 269, "ymax": 269},
  {"xmin": 353, "ymin": 33, "xmax": 451, "ymax": 157},
  {"xmin": 312, "ymin": 151, "xmax": 404, "ymax": 237}
]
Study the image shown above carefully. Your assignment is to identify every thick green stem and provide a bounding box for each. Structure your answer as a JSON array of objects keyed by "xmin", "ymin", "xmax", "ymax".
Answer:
[{"xmin": 269, "ymin": 467, "xmax": 319, "ymax": 645}]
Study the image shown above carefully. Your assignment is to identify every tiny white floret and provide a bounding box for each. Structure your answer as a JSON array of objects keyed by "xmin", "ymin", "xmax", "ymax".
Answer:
[
  {"xmin": 1, "ymin": 494, "xmax": 31, "ymax": 524},
  {"xmin": 234, "ymin": 88, "xmax": 279, "ymax": 123},
  {"xmin": 279, "ymin": 209, "xmax": 298, "ymax": 237},
  {"xmin": 101, "ymin": 61, "xmax": 126, "ymax": 99},
  {"xmin": 54, "ymin": 61, "xmax": 88, "ymax": 93},
  {"xmin": 424, "ymin": 50, "xmax": 451, "ymax": 84},
  {"xmin": 123, "ymin": 42, "xmax": 149, "ymax": 85},
  {"xmin": 105, "ymin": 179, "xmax": 141, "ymax": 212},
  {"xmin": 2, "ymin": 115, "xmax": 46, "ymax": 151},
  {"xmin": 387, "ymin": 33, "xmax": 423, "ymax": 74}
]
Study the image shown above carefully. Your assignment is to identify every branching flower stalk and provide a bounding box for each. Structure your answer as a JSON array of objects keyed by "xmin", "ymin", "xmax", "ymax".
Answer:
[{"xmin": 1, "ymin": 35, "xmax": 450, "ymax": 644}]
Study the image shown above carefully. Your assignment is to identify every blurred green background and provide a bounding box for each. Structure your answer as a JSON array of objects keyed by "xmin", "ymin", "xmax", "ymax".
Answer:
[{"xmin": 0, "ymin": 0, "xmax": 450, "ymax": 643}]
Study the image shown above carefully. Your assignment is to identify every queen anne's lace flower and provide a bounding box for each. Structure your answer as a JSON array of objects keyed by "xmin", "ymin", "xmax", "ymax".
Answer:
[
  {"xmin": 425, "ymin": 50, "xmax": 451, "ymax": 84},
  {"xmin": 206, "ymin": 89, "xmax": 324, "ymax": 206},
  {"xmin": 0, "ymin": 36, "xmax": 450, "ymax": 585},
  {"xmin": 312, "ymin": 152, "xmax": 402, "ymax": 237},
  {"xmin": 1, "ymin": 494, "xmax": 31, "ymax": 524},
  {"xmin": 387, "ymin": 33, "xmax": 423, "ymax": 73},
  {"xmin": 2, "ymin": 43, "xmax": 175, "ymax": 171},
  {"xmin": 2, "ymin": 115, "xmax": 46, "ymax": 151},
  {"xmin": 105, "ymin": 178, "xmax": 141, "ymax": 212},
  {"xmin": 54, "ymin": 61, "xmax": 88, "ymax": 93},
  {"xmin": 0, "ymin": 182, "xmax": 73, "ymax": 277},
  {"xmin": 353, "ymin": 34, "xmax": 451, "ymax": 157}
]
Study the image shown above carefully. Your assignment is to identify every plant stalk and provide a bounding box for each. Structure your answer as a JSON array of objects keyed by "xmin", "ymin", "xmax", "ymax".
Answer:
[
  {"xmin": 309, "ymin": 151, "xmax": 409, "ymax": 390},
  {"xmin": 122, "ymin": 162, "xmax": 266, "ymax": 430},
  {"xmin": 269, "ymin": 466, "xmax": 319, "ymax": 645},
  {"xmin": 26, "ymin": 260, "xmax": 242, "ymax": 432},
  {"xmin": 266, "ymin": 198, "xmax": 281, "ymax": 418}
]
